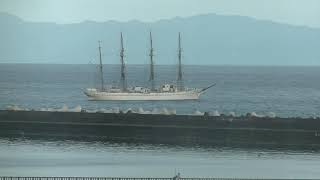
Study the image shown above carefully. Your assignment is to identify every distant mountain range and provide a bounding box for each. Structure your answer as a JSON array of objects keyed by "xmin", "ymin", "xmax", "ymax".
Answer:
[{"xmin": 0, "ymin": 12, "xmax": 320, "ymax": 65}]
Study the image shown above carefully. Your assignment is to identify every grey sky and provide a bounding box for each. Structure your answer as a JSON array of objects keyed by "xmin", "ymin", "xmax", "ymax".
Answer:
[{"xmin": 0, "ymin": 0, "xmax": 320, "ymax": 28}]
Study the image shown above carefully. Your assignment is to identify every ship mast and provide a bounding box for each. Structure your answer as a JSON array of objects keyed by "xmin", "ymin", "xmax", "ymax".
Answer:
[
  {"xmin": 149, "ymin": 31, "xmax": 155, "ymax": 91},
  {"xmin": 120, "ymin": 32, "xmax": 127, "ymax": 92},
  {"xmin": 177, "ymin": 32, "xmax": 184, "ymax": 91},
  {"xmin": 98, "ymin": 41, "xmax": 104, "ymax": 91}
]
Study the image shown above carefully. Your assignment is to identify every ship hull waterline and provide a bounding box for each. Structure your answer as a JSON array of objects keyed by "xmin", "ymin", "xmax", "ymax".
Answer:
[{"xmin": 84, "ymin": 91, "xmax": 201, "ymax": 101}]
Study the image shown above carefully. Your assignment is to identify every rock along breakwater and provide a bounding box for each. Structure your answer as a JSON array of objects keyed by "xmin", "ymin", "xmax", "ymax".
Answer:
[{"xmin": 0, "ymin": 110, "xmax": 320, "ymax": 148}]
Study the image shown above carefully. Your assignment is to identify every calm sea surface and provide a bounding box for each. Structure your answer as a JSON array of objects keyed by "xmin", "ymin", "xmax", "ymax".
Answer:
[
  {"xmin": 1, "ymin": 64, "xmax": 320, "ymax": 117},
  {"xmin": 1, "ymin": 64, "xmax": 320, "ymax": 177},
  {"xmin": 0, "ymin": 138, "xmax": 320, "ymax": 178}
]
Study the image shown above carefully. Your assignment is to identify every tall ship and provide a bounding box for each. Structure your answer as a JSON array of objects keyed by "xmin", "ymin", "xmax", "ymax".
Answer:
[{"xmin": 84, "ymin": 32, "xmax": 215, "ymax": 101}]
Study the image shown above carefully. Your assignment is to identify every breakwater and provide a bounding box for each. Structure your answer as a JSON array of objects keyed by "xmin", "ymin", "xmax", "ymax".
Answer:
[{"xmin": 0, "ymin": 110, "xmax": 320, "ymax": 147}]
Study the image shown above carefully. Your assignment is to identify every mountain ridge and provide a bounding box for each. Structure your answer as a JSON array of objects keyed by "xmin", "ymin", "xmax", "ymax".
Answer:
[
  {"xmin": 0, "ymin": 12, "xmax": 320, "ymax": 65},
  {"xmin": 2, "ymin": 12, "xmax": 320, "ymax": 30}
]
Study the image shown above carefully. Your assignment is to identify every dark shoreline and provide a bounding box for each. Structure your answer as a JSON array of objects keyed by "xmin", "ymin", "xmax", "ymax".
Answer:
[{"xmin": 0, "ymin": 110, "xmax": 320, "ymax": 148}]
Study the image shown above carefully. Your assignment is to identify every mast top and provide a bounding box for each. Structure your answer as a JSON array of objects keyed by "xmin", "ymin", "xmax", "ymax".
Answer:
[
  {"xmin": 120, "ymin": 32, "xmax": 124, "ymax": 50},
  {"xmin": 119, "ymin": 32, "xmax": 127, "ymax": 91},
  {"xmin": 177, "ymin": 32, "xmax": 184, "ymax": 91},
  {"xmin": 178, "ymin": 32, "xmax": 181, "ymax": 50},
  {"xmin": 149, "ymin": 31, "xmax": 155, "ymax": 90},
  {"xmin": 150, "ymin": 31, "xmax": 153, "ymax": 49},
  {"xmin": 120, "ymin": 32, "xmax": 125, "ymax": 59},
  {"xmin": 98, "ymin": 40, "xmax": 104, "ymax": 91}
]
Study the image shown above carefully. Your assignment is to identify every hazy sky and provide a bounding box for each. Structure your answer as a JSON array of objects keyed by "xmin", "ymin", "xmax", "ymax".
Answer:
[{"xmin": 1, "ymin": 0, "xmax": 320, "ymax": 28}]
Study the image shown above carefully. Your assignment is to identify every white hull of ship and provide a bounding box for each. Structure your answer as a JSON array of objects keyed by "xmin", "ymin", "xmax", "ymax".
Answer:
[{"xmin": 85, "ymin": 91, "xmax": 201, "ymax": 101}]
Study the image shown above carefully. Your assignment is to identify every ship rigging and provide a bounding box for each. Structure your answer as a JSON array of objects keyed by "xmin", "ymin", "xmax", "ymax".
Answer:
[{"xmin": 84, "ymin": 32, "xmax": 215, "ymax": 101}]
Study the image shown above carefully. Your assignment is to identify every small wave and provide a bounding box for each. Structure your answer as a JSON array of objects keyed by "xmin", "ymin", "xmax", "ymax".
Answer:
[
  {"xmin": 192, "ymin": 110, "xmax": 204, "ymax": 116},
  {"xmin": 39, "ymin": 105, "xmax": 82, "ymax": 113},
  {"xmin": 228, "ymin": 112, "xmax": 236, "ymax": 117},
  {"xmin": 208, "ymin": 110, "xmax": 220, "ymax": 116},
  {"xmin": 266, "ymin": 112, "xmax": 276, "ymax": 118},
  {"xmin": 6, "ymin": 105, "xmax": 29, "ymax": 111},
  {"xmin": 58, "ymin": 104, "xmax": 69, "ymax": 112},
  {"xmin": 138, "ymin": 107, "xmax": 145, "ymax": 114},
  {"xmin": 71, "ymin": 105, "xmax": 82, "ymax": 112},
  {"xmin": 249, "ymin": 112, "xmax": 264, "ymax": 118},
  {"xmin": 248, "ymin": 112, "xmax": 276, "ymax": 118},
  {"xmin": 5, "ymin": 104, "xmax": 278, "ymax": 118}
]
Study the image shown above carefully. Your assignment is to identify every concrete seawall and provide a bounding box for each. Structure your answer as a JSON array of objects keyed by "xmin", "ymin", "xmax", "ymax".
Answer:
[{"xmin": 0, "ymin": 110, "xmax": 320, "ymax": 147}]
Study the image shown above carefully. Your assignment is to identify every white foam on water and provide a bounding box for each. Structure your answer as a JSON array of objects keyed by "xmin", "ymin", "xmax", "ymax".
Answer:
[
  {"xmin": 138, "ymin": 107, "xmax": 145, "ymax": 114},
  {"xmin": 250, "ymin": 112, "xmax": 264, "ymax": 118},
  {"xmin": 168, "ymin": 108, "xmax": 177, "ymax": 115},
  {"xmin": 144, "ymin": 111, "xmax": 152, "ymax": 114},
  {"xmin": 124, "ymin": 108, "xmax": 133, "ymax": 113},
  {"xmin": 192, "ymin": 110, "xmax": 204, "ymax": 116},
  {"xmin": 266, "ymin": 112, "xmax": 276, "ymax": 118},
  {"xmin": 4, "ymin": 104, "xmax": 280, "ymax": 119},
  {"xmin": 85, "ymin": 109, "xmax": 97, "ymax": 113},
  {"xmin": 151, "ymin": 108, "xmax": 160, "ymax": 114},
  {"xmin": 70, "ymin": 105, "xmax": 82, "ymax": 112},
  {"xmin": 47, "ymin": 108, "xmax": 55, "ymax": 112},
  {"xmin": 105, "ymin": 109, "xmax": 114, "ymax": 113},
  {"xmin": 6, "ymin": 105, "xmax": 29, "ymax": 111},
  {"xmin": 6, "ymin": 105, "xmax": 20, "ymax": 111},
  {"xmin": 112, "ymin": 107, "xmax": 120, "ymax": 113},
  {"xmin": 229, "ymin": 112, "xmax": 236, "ymax": 117},
  {"xmin": 142, "ymin": 110, "xmax": 152, "ymax": 114},
  {"xmin": 97, "ymin": 108, "xmax": 107, "ymax": 113},
  {"xmin": 208, "ymin": 110, "xmax": 220, "ymax": 116},
  {"xmin": 160, "ymin": 108, "xmax": 169, "ymax": 115},
  {"xmin": 132, "ymin": 107, "xmax": 176, "ymax": 115},
  {"xmin": 57, "ymin": 104, "xmax": 69, "ymax": 112}
]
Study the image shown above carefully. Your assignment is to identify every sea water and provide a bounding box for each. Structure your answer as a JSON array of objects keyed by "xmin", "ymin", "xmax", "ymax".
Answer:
[
  {"xmin": 1, "ymin": 64, "xmax": 320, "ymax": 177},
  {"xmin": 1, "ymin": 64, "xmax": 320, "ymax": 117},
  {"xmin": 0, "ymin": 138, "xmax": 320, "ymax": 178}
]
